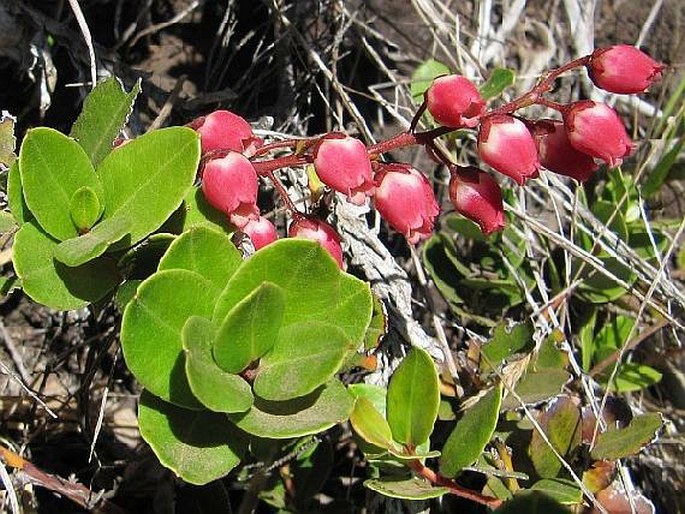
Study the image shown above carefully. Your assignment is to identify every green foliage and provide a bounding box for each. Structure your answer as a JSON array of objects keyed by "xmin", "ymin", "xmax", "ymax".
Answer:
[
  {"xmin": 590, "ymin": 413, "xmax": 662, "ymax": 460},
  {"xmin": 387, "ymin": 347, "xmax": 440, "ymax": 448},
  {"xmin": 529, "ymin": 397, "xmax": 582, "ymax": 479},
  {"xmin": 440, "ymin": 383, "xmax": 502, "ymax": 477},
  {"xmin": 479, "ymin": 68, "xmax": 516, "ymax": 100},
  {"xmin": 9, "ymin": 79, "xmax": 201, "ymax": 310},
  {"xmin": 70, "ymin": 77, "xmax": 140, "ymax": 167},
  {"xmin": 364, "ymin": 477, "xmax": 449, "ymax": 500},
  {"xmin": 120, "ymin": 232, "xmax": 375, "ymax": 481},
  {"xmin": 410, "ymin": 59, "xmax": 450, "ymax": 98},
  {"xmin": 138, "ymin": 391, "xmax": 246, "ymax": 485}
]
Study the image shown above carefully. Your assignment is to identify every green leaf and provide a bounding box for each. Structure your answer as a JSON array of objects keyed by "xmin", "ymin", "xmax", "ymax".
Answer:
[
  {"xmin": 535, "ymin": 332, "xmax": 568, "ymax": 370},
  {"xmin": 70, "ymin": 77, "xmax": 141, "ymax": 167},
  {"xmin": 529, "ymin": 396, "xmax": 582, "ymax": 478},
  {"xmin": 114, "ymin": 279, "xmax": 141, "ymax": 311},
  {"xmin": 68, "ymin": 186, "xmax": 103, "ymax": 232},
  {"xmin": 528, "ymin": 479, "xmax": 582, "ymax": 505},
  {"xmin": 0, "ymin": 211, "xmax": 16, "ymax": 233},
  {"xmin": 440, "ymin": 383, "xmax": 502, "ymax": 477},
  {"xmin": 213, "ymin": 239, "xmax": 372, "ymax": 342},
  {"xmin": 53, "ymin": 215, "xmax": 132, "ymax": 267},
  {"xmin": 422, "ymin": 235, "xmax": 464, "ymax": 309},
  {"xmin": 501, "ymin": 368, "xmax": 572, "ymax": 409},
  {"xmin": 591, "ymin": 413, "xmax": 662, "ymax": 460},
  {"xmin": 121, "ymin": 269, "xmax": 220, "ymax": 409},
  {"xmin": 117, "ymin": 233, "xmax": 175, "ymax": 279},
  {"xmin": 19, "ymin": 127, "xmax": 104, "ymax": 241},
  {"xmin": 410, "ymin": 59, "xmax": 450, "ymax": 98},
  {"xmin": 98, "ymin": 126, "xmax": 200, "ymax": 249},
  {"xmin": 214, "ymin": 282, "xmax": 285, "ymax": 374},
  {"xmin": 229, "ymin": 380, "xmax": 353, "ymax": 439},
  {"xmin": 182, "ymin": 316, "xmax": 253, "ymax": 413},
  {"xmin": 12, "ymin": 221, "xmax": 120, "ymax": 310},
  {"xmin": 480, "ymin": 68, "xmax": 516, "ymax": 100},
  {"xmin": 481, "ymin": 322, "xmax": 535, "ymax": 370},
  {"xmin": 364, "ymin": 477, "xmax": 448, "ymax": 500},
  {"xmin": 7, "ymin": 161, "xmax": 31, "ymax": 225},
  {"xmin": 494, "ymin": 492, "xmax": 571, "ymax": 513},
  {"xmin": 0, "ymin": 110, "xmax": 16, "ymax": 167},
  {"xmin": 386, "ymin": 347, "xmax": 439, "ymax": 448},
  {"xmin": 158, "ymin": 226, "xmax": 242, "ymax": 290},
  {"xmin": 350, "ymin": 397, "xmax": 397, "ymax": 451},
  {"xmin": 348, "ymin": 383, "xmax": 387, "ymax": 417},
  {"xmin": 363, "ymin": 293, "xmax": 387, "ymax": 351},
  {"xmin": 641, "ymin": 136, "xmax": 684, "ymax": 197},
  {"xmin": 593, "ymin": 315, "xmax": 636, "ymax": 362},
  {"xmin": 576, "ymin": 256, "xmax": 636, "ymax": 304},
  {"xmin": 138, "ymin": 391, "xmax": 246, "ymax": 485},
  {"xmin": 254, "ymin": 321, "xmax": 351, "ymax": 401},
  {"xmin": 603, "ymin": 363, "xmax": 662, "ymax": 392}
]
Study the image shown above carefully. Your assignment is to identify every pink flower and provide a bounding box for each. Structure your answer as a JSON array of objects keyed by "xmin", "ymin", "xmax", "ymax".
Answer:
[
  {"xmin": 563, "ymin": 101, "xmax": 635, "ymax": 168},
  {"xmin": 201, "ymin": 152, "xmax": 259, "ymax": 228},
  {"xmin": 374, "ymin": 165, "xmax": 439, "ymax": 244},
  {"xmin": 588, "ymin": 45, "xmax": 665, "ymax": 94},
  {"xmin": 424, "ymin": 75, "xmax": 486, "ymax": 128},
  {"xmin": 241, "ymin": 216, "xmax": 278, "ymax": 250},
  {"xmin": 449, "ymin": 167, "xmax": 505, "ymax": 235},
  {"xmin": 195, "ymin": 110, "xmax": 263, "ymax": 155},
  {"xmin": 533, "ymin": 119, "xmax": 599, "ymax": 182},
  {"xmin": 313, "ymin": 134, "xmax": 375, "ymax": 204},
  {"xmin": 477, "ymin": 115, "xmax": 541, "ymax": 185},
  {"xmin": 288, "ymin": 217, "xmax": 344, "ymax": 268}
]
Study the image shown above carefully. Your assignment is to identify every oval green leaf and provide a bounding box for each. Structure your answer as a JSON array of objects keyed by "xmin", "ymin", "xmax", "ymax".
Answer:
[
  {"xmin": 212, "ymin": 239, "xmax": 372, "ymax": 344},
  {"xmin": 528, "ymin": 478, "xmax": 583, "ymax": 505},
  {"xmin": 19, "ymin": 127, "xmax": 103, "ymax": 241},
  {"xmin": 493, "ymin": 492, "xmax": 571, "ymax": 513},
  {"xmin": 440, "ymin": 383, "xmax": 502, "ymax": 477},
  {"xmin": 7, "ymin": 161, "xmax": 31, "ymax": 225},
  {"xmin": 12, "ymin": 221, "xmax": 120, "ymax": 310},
  {"xmin": 386, "ymin": 347, "xmax": 440, "ymax": 449},
  {"xmin": 138, "ymin": 391, "xmax": 246, "ymax": 486},
  {"xmin": 529, "ymin": 396, "xmax": 582, "ymax": 479},
  {"xmin": 70, "ymin": 77, "xmax": 141, "ymax": 167},
  {"xmin": 98, "ymin": 126, "xmax": 200, "ymax": 248},
  {"xmin": 479, "ymin": 68, "xmax": 516, "ymax": 100},
  {"xmin": 53, "ymin": 215, "xmax": 132, "ymax": 267},
  {"xmin": 590, "ymin": 413, "xmax": 662, "ymax": 461},
  {"xmin": 121, "ymin": 269, "xmax": 219, "ymax": 409},
  {"xmin": 213, "ymin": 282, "xmax": 285, "ymax": 374},
  {"xmin": 182, "ymin": 316, "xmax": 253, "ymax": 413},
  {"xmin": 410, "ymin": 59, "xmax": 450, "ymax": 98},
  {"xmin": 364, "ymin": 477, "xmax": 448, "ymax": 500},
  {"xmin": 228, "ymin": 380, "xmax": 353, "ymax": 439},
  {"xmin": 69, "ymin": 186, "xmax": 103, "ymax": 232},
  {"xmin": 158, "ymin": 226, "xmax": 243, "ymax": 290},
  {"xmin": 254, "ymin": 321, "xmax": 351, "ymax": 401},
  {"xmin": 349, "ymin": 396, "xmax": 396, "ymax": 451}
]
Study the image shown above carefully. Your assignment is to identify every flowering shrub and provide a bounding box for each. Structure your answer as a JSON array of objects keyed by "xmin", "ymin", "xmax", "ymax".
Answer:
[{"xmin": 0, "ymin": 42, "xmax": 669, "ymax": 512}]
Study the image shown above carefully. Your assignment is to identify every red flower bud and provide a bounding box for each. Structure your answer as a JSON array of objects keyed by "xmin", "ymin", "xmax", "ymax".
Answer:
[
  {"xmin": 449, "ymin": 167, "xmax": 505, "ymax": 235},
  {"xmin": 313, "ymin": 134, "xmax": 375, "ymax": 205},
  {"xmin": 374, "ymin": 165, "xmax": 439, "ymax": 244},
  {"xmin": 533, "ymin": 119, "xmax": 599, "ymax": 182},
  {"xmin": 563, "ymin": 101, "xmax": 635, "ymax": 168},
  {"xmin": 288, "ymin": 217, "xmax": 344, "ymax": 268},
  {"xmin": 195, "ymin": 110, "xmax": 263, "ymax": 155},
  {"xmin": 588, "ymin": 45, "xmax": 665, "ymax": 94},
  {"xmin": 477, "ymin": 115, "xmax": 541, "ymax": 185},
  {"xmin": 425, "ymin": 75, "xmax": 486, "ymax": 128},
  {"xmin": 202, "ymin": 152, "xmax": 259, "ymax": 228},
  {"xmin": 242, "ymin": 216, "xmax": 278, "ymax": 250}
]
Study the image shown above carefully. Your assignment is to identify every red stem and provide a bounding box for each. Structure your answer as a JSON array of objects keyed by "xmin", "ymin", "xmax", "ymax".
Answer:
[{"xmin": 406, "ymin": 459, "xmax": 503, "ymax": 509}]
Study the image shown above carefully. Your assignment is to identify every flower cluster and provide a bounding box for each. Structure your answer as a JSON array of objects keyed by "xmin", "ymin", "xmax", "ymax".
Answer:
[{"xmin": 190, "ymin": 45, "xmax": 663, "ymax": 266}]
